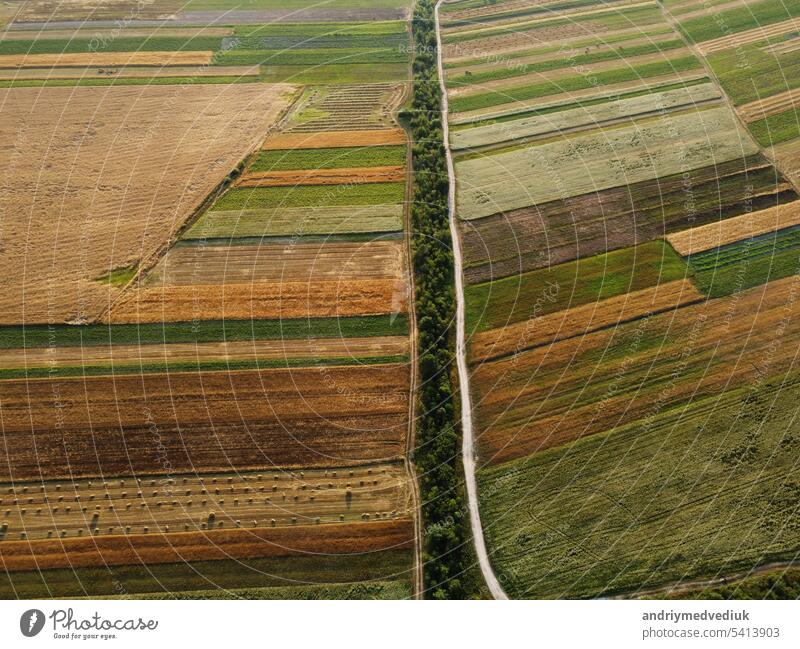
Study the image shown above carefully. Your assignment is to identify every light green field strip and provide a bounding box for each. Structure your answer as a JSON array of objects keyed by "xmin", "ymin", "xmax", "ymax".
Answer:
[
  {"xmin": 184, "ymin": 204, "xmax": 404, "ymax": 239},
  {"xmin": 450, "ymin": 83, "xmax": 721, "ymax": 150},
  {"xmin": 455, "ymin": 104, "xmax": 757, "ymax": 220},
  {"xmin": 677, "ymin": 0, "xmax": 800, "ymax": 43},
  {"xmin": 449, "ymin": 72, "xmax": 709, "ymax": 124}
]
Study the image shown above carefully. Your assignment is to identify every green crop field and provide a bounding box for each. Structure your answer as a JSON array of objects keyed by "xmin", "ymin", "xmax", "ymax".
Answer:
[
  {"xmin": 250, "ymin": 146, "xmax": 406, "ymax": 171},
  {"xmin": 478, "ymin": 369, "xmax": 800, "ymax": 598},
  {"xmin": 688, "ymin": 227, "xmax": 800, "ymax": 298},
  {"xmin": 213, "ymin": 182, "xmax": 406, "ymax": 210},
  {"xmin": 0, "ymin": 315, "xmax": 408, "ymax": 349},
  {"xmin": 448, "ymin": 56, "xmax": 702, "ymax": 113},
  {"xmin": 749, "ymin": 108, "xmax": 800, "ymax": 147},
  {"xmin": 666, "ymin": 569, "xmax": 800, "ymax": 600},
  {"xmin": 465, "ymin": 241, "xmax": 689, "ymax": 332},
  {"xmin": 677, "ymin": 0, "xmax": 800, "ymax": 43},
  {"xmin": 709, "ymin": 45, "xmax": 800, "ymax": 105}
]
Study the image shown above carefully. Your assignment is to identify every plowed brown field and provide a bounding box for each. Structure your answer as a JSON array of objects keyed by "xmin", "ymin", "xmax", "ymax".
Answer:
[
  {"xmin": 107, "ymin": 280, "xmax": 408, "ymax": 322},
  {"xmin": 238, "ymin": 166, "xmax": 405, "ymax": 187},
  {"xmin": 146, "ymin": 242, "xmax": 406, "ymax": 286},
  {"xmin": 667, "ymin": 200, "xmax": 800, "ymax": 255},
  {"xmin": 472, "ymin": 275, "xmax": 800, "ymax": 465},
  {"xmin": 0, "ymin": 364, "xmax": 410, "ymax": 481},
  {"xmin": 0, "ymin": 84, "xmax": 295, "ymax": 325},
  {"xmin": 0, "ymin": 520, "xmax": 413, "ymax": 571},
  {"xmin": 263, "ymin": 129, "xmax": 406, "ymax": 150},
  {"xmin": 469, "ymin": 279, "xmax": 703, "ymax": 362}
]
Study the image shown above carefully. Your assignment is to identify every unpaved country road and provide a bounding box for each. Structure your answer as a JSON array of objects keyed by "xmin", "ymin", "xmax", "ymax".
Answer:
[{"xmin": 434, "ymin": 0, "xmax": 508, "ymax": 601}]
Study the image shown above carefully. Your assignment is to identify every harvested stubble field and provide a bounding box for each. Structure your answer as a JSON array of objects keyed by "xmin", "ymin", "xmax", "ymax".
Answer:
[
  {"xmin": 144, "ymin": 241, "xmax": 406, "ymax": 285},
  {"xmin": 687, "ymin": 226, "xmax": 800, "ymax": 297},
  {"xmin": 0, "ymin": 51, "xmax": 214, "ymax": 67},
  {"xmin": 470, "ymin": 274, "xmax": 800, "ymax": 465},
  {"xmin": 9, "ymin": 0, "xmax": 183, "ymax": 21},
  {"xmin": 455, "ymin": 105, "xmax": 758, "ymax": 220},
  {"xmin": 459, "ymin": 156, "xmax": 795, "ymax": 283},
  {"xmin": 465, "ymin": 240, "xmax": 688, "ymax": 332},
  {"xmin": 477, "ymin": 366, "xmax": 800, "ymax": 598},
  {"xmin": 0, "ymin": 65, "xmax": 260, "ymax": 81},
  {"xmin": 238, "ymin": 165, "xmax": 406, "ymax": 187},
  {"xmin": 694, "ymin": 16, "xmax": 800, "ymax": 54},
  {"xmin": 450, "ymin": 83, "xmax": 722, "ymax": 151},
  {"xmin": 0, "ymin": 364, "xmax": 410, "ymax": 480},
  {"xmin": 739, "ymin": 87, "xmax": 800, "ymax": 123},
  {"xmin": 0, "ymin": 464, "xmax": 412, "ymax": 541},
  {"xmin": 468, "ymin": 279, "xmax": 703, "ymax": 362},
  {"xmin": 184, "ymin": 204, "xmax": 404, "ymax": 239},
  {"xmin": 263, "ymin": 128, "xmax": 406, "ymax": 149},
  {"xmin": 769, "ymin": 138, "xmax": 800, "ymax": 186},
  {"xmin": 106, "ymin": 279, "xmax": 408, "ymax": 322},
  {"xmin": 0, "ymin": 83, "xmax": 295, "ymax": 325},
  {"xmin": 0, "ymin": 335, "xmax": 409, "ymax": 371},
  {"xmin": 667, "ymin": 200, "xmax": 800, "ymax": 255},
  {"xmin": 0, "ymin": 519, "xmax": 413, "ymax": 572},
  {"xmin": 0, "ymin": 549, "xmax": 413, "ymax": 599},
  {"xmin": 677, "ymin": 0, "xmax": 800, "ymax": 45}
]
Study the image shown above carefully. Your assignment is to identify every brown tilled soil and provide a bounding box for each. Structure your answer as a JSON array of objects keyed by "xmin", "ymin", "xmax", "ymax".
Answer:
[
  {"xmin": 0, "ymin": 364, "xmax": 410, "ymax": 481},
  {"xmin": 471, "ymin": 275, "xmax": 800, "ymax": 465},
  {"xmin": 0, "ymin": 84, "xmax": 295, "ymax": 325},
  {"xmin": 145, "ymin": 241, "xmax": 407, "ymax": 286},
  {"xmin": 667, "ymin": 200, "xmax": 800, "ymax": 255},
  {"xmin": 459, "ymin": 156, "xmax": 795, "ymax": 284},
  {"xmin": 263, "ymin": 128, "xmax": 406, "ymax": 150},
  {"xmin": 0, "ymin": 519, "xmax": 413, "ymax": 571},
  {"xmin": 238, "ymin": 165, "xmax": 406, "ymax": 187},
  {"xmin": 0, "ymin": 336, "xmax": 410, "ymax": 370},
  {"xmin": 469, "ymin": 279, "xmax": 703, "ymax": 362},
  {"xmin": 0, "ymin": 51, "xmax": 213, "ymax": 67},
  {"xmin": 107, "ymin": 279, "xmax": 408, "ymax": 322},
  {"xmin": 0, "ymin": 463, "xmax": 412, "ymax": 541}
]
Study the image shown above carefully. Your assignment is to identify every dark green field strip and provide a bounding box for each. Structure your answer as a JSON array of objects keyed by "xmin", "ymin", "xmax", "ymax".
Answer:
[
  {"xmin": 477, "ymin": 369, "xmax": 800, "ymax": 598},
  {"xmin": 0, "ymin": 315, "xmax": 409, "ymax": 349},
  {"xmin": 677, "ymin": 0, "xmax": 800, "ymax": 43},
  {"xmin": 452, "ymin": 77, "xmax": 710, "ymax": 130},
  {"xmin": 0, "ymin": 550, "xmax": 412, "ymax": 599},
  {"xmin": 0, "ymin": 36, "xmax": 225, "ymax": 55},
  {"xmin": 0, "ymin": 355, "xmax": 409, "ymax": 381},
  {"xmin": 443, "ymin": 2, "xmax": 663, "ymax": 44},
  {"xmin": 709, "ymin": 45, "xmax": 800, "ymax": 106},
  {"xmin": 441, "ymin": 0, "xmax": 614, "ymax": 28},
  {"xmin": 449, "ymin": 55, "xmax": 701, "ymax": 113},
  {"xmin": 250, "ymin": 146, "xmax": 406, "ymax": 172},
  {"xmin": 213, "ymin": 182, "xmax": 406, "ymax": 210},
  {"xmin": 0, "ymin": 76, "xmax": 256, "ymax": 88},
  {"xmin": 749, "ymin": 107, "xmax": 800, "ymax": 147},
  {"xmin": 257, "ymin": 63, "xmax": 409, "ymax": 84},
  {"xmin": 666, "ymin": 568, "xmax": 800, "ymax": 600},
  {"xmin": 216, "ymin": 48, "xmax": 408, "ymax": 66},
  {"xmin": 688, "ymin": 226, "xmax": 800, "ymax": 298},
  {"xmin": 465, "ymin": 240, "xmax": 689, "ymax": 332},
  {"xmin": 446, "ymin": 39, "xmax": 686, "ymax": 88},
  {"xmin": 104, "ymin": 581, "xmax": 410, "ymax": 600}
]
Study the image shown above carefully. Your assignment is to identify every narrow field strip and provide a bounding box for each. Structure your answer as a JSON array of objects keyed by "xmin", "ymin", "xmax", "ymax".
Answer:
[
  {"xmin": 668, "ymin": 200, "xmax": 800, "ymax": 255},
  {"xmin": 739, "ymin": 86, "xmax": 800, "ymax": 122},
  {"xmin": 0, "ymin": 27, "xmax": 235, "ymax": 40},
  {"xmin": 263, "ymin": 128, "xmax": 406, "ymax": 149},
  {"xmin": 0, "ymin": 336, "xmax": 410, "ymax": 371},
  {"xmin": 0, "ymin": 520, "xmax": 413, "ymax": 572},
  {"xmin": 250, "ymin": 145, "xmax": 407, "ymax": 171},
  {"xmin": 469, "ymin": 278, "xmax": 702, "ymax": 362},
  {"xmin": 144, "ymin": 241, "xmax": 406, "ymax": 285},
  {"xmin": 214, "ymin": 183, "xmax": 406, "ymax": 211},
  {"xmin": 0, "ymin": 65, "xmax": 260, "ymax": 80},
  {"xmin": 238, "ymin": 165, "xmax": 406, "ymax": 187},
  {"xmin": 0, "ymin": 51, "xmax": 214, "ymax": 67},
  {"xmin": 106, "ymin": 280, "xmax": 409, "ymax": 323},
  {"xmin": 695, "ymin": 17, "xmax": 800, "ymax": 54},
  {"xmin": 185, "ymin": 205, "xmax": 404, "ymax": 239}
]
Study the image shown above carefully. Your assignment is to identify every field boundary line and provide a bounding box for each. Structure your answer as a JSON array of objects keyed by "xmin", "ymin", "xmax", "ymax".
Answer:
[{"xmin": 434, "ymin": 0, "xmax": 508, "ymax": 601}]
